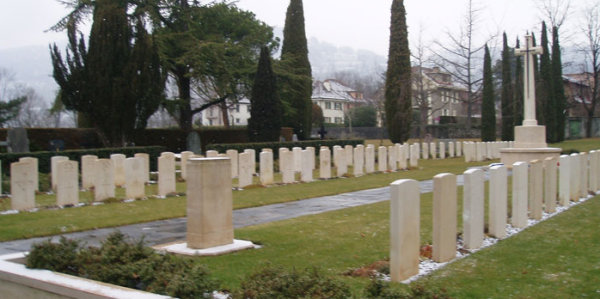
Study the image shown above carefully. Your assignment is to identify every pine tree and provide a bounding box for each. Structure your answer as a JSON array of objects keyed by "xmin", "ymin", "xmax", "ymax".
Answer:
[
  {"xmin": 514, "ymin": 38, "xmax": 524, "ymax": 126},
  {"xmin": 384, "ymin": 0, "xmax": 412, "ymax": 143},
  {"xmin": 481, "ymin": 44, "xmax": 496, "ymax": 141},
  {"xmin": 501, "ymin": 33, "xmax": 514, "ymax": 141},
  {"xmin": 539, "ymin": 22, "xmax": 555, "ymax": 142},
  {"xmin": 280, "ymin": 0, "xmax": 312, "ymax": 140},
  {"xmin": 248, "ymin": 47, "xmax": 283, "ymax": 142},
  {"xmin": 551, "ymin": 26, "xmax": 566, "ymax": 142}
]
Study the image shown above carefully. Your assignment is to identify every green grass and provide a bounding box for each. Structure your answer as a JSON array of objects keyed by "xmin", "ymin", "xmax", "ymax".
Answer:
[
  {"xmin": 0, "ymin": 157, "xmax": 490, "ymax": 242},
  {"xmin": 196, "ymin": 189, "xmax": 599, "ymax": 297}
]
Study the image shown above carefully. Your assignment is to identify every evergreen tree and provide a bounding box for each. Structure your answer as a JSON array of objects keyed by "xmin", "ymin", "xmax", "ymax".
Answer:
[
  {"xmin": 280, "ymin": 0, "xmax": 313, "ymax": 140},
  {"xmin": 501, "ymin": 33, "xmax": 514, "ymax": 141},
  {"xmin": 539, "ymin": 22, "xmax": 555, "ymax": 142},
  {"xmin": 127, "ymin": 18, "xmax": 164, "ymax": 131},
  {"xmin": 248, "ymin": 47, "xmax": 283, "ymax": 142},
  {"xmin": 532, "ymin": 33, "xmax": 545, "ymax": 126},
  {"xmin": 481, "ymin": 44, "xmax": 496, "ymax": 141},
  {"xmin": 551, "ymin": 26, "xmax": 566, "ymax": 142},
  {"xmin": 51, "ymin": 0, "xmax": 163, "ymax": 146},
  {"xmin": 384, "ymin": 0, "xmax": 412, "ymax": 143},
  {"xmin": 514, "ymin": 38, "xmax": 524, "ymax": 126}
]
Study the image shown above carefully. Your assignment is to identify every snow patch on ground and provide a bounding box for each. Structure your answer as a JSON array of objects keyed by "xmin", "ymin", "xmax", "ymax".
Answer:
[{"xmin": 389, "ymin": 193, "xmax": 596, "ymax": 284}]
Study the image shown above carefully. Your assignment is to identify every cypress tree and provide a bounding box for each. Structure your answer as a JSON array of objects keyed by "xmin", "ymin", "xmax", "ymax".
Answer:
[
  {"xmin": 248, "ymin": 46, "xmax": 283, "ymax": 142},
  {"xmin": 51, "ymin": 0, "xmax": 163, "ymax": 146},
  {"xmin": 551, "ymin": 26, "xmax": 566, "ymax": 142},
  {"xmin": 280, "ymin": 0, "xmax": 312, "ymax": 140},
  {"xmin": 384, "ymin": 0, "xmax": 412, "ymax": 143},
  {"xmin": 481, "ymin": 44, "xmax": 496, "ymax": 141},
  {"xmin": 501, "ymin": 33, "xmax": 514, "ymax": 141},
  {"xmin": 539, "ymin": 22, "xmax": 555, "ymax": 142},
  {"xmin": 532, "ymin": 33, "xmax": 545, "ymax": 126},
  {"xmin": 514, "ymin": 38, "xmax": 524, "ymax": 126},
  {"xmin": 83, "ymin": 0, "xmax": 131, "ymax": 145}
]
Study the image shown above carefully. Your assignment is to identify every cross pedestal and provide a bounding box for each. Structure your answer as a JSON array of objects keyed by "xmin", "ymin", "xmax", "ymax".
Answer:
[{"xmin": 501, "ymin": 34, "xmax": 561, "ymax": 166}]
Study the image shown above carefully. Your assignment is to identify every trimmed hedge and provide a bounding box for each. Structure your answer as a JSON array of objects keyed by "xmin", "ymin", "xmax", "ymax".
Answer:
[
  {"xmin": 0, "ymin": 146, "xmax": 166, "ymax": 174},
  {"xmin": 206, "ymin": 139, "xmax": 365, "ymax": 160}
]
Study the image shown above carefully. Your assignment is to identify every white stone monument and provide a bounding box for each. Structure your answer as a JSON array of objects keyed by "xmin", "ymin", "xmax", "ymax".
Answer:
[
  {"xmin": 390, "ymin": 179, "xmax": 420, "ymax": 282},
  {"xmin": 81, "ymin": 155, "xmax": 98, "ymax": 189},
  {"xmin": 501, "ymin": 35, "xmax": 561, "ymax": 166},
  {"xmin": 56, "ymin": 160, "xmax": 79, "ymax": 206}
]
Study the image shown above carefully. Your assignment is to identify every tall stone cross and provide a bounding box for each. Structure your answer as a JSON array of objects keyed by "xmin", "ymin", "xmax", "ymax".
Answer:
[{"xmin": 515, "ymin": 35, "xmax": 543, "ymax": 127}]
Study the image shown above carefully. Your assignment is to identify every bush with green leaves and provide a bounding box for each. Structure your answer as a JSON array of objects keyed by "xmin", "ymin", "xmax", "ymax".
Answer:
[
  {"xmin": 234, "ymin": 266, "xmax": 350, "ymax": 299},
  {"xmin": 365, "ymin": 279, "xmax": 450, "ymax": 299},
  {"xmin": 26, "ymin": 231, "xmax": 218, "ymax": 299}
]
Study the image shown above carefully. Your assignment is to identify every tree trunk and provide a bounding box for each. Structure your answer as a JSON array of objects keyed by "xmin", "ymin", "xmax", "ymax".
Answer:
[
  {"xmin": 220, "ymin": 101, "xmax": 230, "ymax": 127},
  {"xmin": 176, "ymin": 71, "xmax": 193, "ymax": 132}
]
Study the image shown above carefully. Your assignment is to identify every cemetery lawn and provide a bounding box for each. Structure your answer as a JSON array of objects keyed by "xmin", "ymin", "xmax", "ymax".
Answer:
[
  {"xmin": 0, "ymin": 158, "xmax": 490, "ymax": 241},
  {"xmin": 198, "ymin": 193, "xmax": 600, "ymax": 297}
]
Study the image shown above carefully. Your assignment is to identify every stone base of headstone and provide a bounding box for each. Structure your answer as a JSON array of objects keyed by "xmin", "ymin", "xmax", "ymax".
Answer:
[
  {"xmin": 500, "ymin": 147, "xmax": 561, "ymax": 168},
  {"xmin": 153, "ymin": 239, "xmax": 255, "ymax": 257}
]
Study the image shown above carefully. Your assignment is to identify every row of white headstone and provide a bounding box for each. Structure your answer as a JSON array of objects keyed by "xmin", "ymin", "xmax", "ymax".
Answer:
[
  {"xmin": 389, "ymin": 150, "xmax": 600, "ymax": 282},
  {"xmin": 463, "ymin": 141, "xmax": 514, "ymax": 162},
  {"xmin": 6, "ymin": 140, "xmax": 474, "ymax": 211}
]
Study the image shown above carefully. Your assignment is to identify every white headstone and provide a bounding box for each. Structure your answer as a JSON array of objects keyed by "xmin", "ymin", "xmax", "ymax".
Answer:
[
  {"xmin": 432, "ymin": 173, "xmax": 457, "ymax": 263},
  {"xmin": 238, "ymin": 152, "xmax": 254, "ymax": 188},
  {"xmin": 580, "ymin": 152, "xmax": 589, "ymax": 196},
  {"xmin": 388, "ymin": 145, "xmax": 398, "ymax": 171},
  {"xmin": 409, "ymin": 144, "xmax": 419, "ymax": 168},
  {"xmin": 378, "ymin": 146, "xmax": 387, "ymax": 172},
  {"xmin": 320, "ymin": 147, "xmax": 331, "ymax": 179},
  {"xmin": 345, "ymin": 145, "xmax": 354, "ymax": 166},
  {"xmin": 158, "ymin": 154, "xmax": 176, "ymax": 196},
  {"xmin": 489, "ymin": 165, "xmax": 507, "ymax": 239},
  {"xmin": 18, "ymin": 157, "xmax": 38, "ymax": 191},
  {"xmin": 301, "ymin": 150, "xmax": 313, "ymax": 182},
  {"xmin": 543, "ymin": 157, "xmax": 557, "ymax": 213},
  {"xmin": 570, "ymin": 153, "xmax": 580, "ymax": 201},
  {"xmin": 448, "ymin": 142, "xmax": 455, "ymax": 158},
  {"xmin": 205, "ymin": 150, "xmax": 219, "ymax": 158},
  {"xmin": 353, "ymin": 146, "xmax": 364, "ymax": 176},
  {"xmin": 292, "ymin": 147, "xmax": 303, "ymax": 173},
  {"xmin": 529, "ymin": 160, "xmax": 543, "ymax": 220},
  {"xmin": 422, "ymin": 142, "xmax": 429, "ymax": 160},
  {"xmin": 56, "ymin": 160, "xmax": 79, "ymax": 206},
  {"xmin": 390, "ymin": 179, "xmax": 420, "ymax": 282},
  {"xmin": 94, "ymin": 159, "xmax": 115, "ymax": 201},
  {"xmin": 134, "ymin": 153, "xmax": 150, "ymax": 183},
  {"xmin": 463, "ymin": 168, "xmax": 484, "ymax": 249},
  {"xmin": 260, "ymin": 151, "xmax": 274, "ymax": 185},
  {"xmin": 110, "ymin": 154, "xmax": 126, "ymax": 187},
  {"xmin": 439, "ymin": 142, "xmax": 446, "ymax": 159},
  {"xmin": 81, "ymin": 155, "xmax": 98, "ymax": 190},
  {"xmin": 51, "ymin": 156, "xmax": 68, "ymax": 191},
  {"xmin": 280, "ymin": 150, "xmax": 295, "ymax": 183},
  {"xmin": 226, "ymin": 150, "xmax": 239, "ymax": 178},
  {"xmin": 365, "ymin": 145, "xmax": 375, "ymax": 173},
  {"xmin": 125, "ymin": 157, "xmax": 146, "ymax": 199},
  {"xmin": 335, "ymin": 147, "xmax": 347, "ymax": 177},
  {"xmin": 512, "ymin": 162, "xmax": 529, "ymax": 228},
  {"xmin": 558, "ymin": 155, "xmax": 571, "ymax": 206},
  {"xmin": 307, "ymin": 147, "xmax": 316, "ymax": 170},
  {"xmin": 10, "ymin": 162, "xmax": 35, "ymax": 210},
  {"xmin": 180, "ymin": 151, "xmax": 194, "ymax": 181},
  {"xmin": 430, "ymin": 142, "xmax": 436, "ymax": 159}
]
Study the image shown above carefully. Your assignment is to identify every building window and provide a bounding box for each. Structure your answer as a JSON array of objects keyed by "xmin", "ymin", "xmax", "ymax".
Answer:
[
  {"xmin": 335, "ymin": 117, "xmax": 343, "ymax": 124},
  {"xmin": 236, "ymin": 118, "xmax": 240, "ymax": 124},
  {"xmin": 324, "ymin": 117, "xmax": 331, "ymax": 123},
  {"xmin": 209, "ymin": 119, "xmax": 213, "ymax": 125},
  {"xmin": 442, "ymin": 109, "xmax": 449, "ymax": 116},
  {"xmin": 325, "ymin": 102, "xmax": 332, "ymax": 109},
  {"xmin": 235, "ymin": 105, "xmax": 240, "ymax": 113},
  {"xmin": 334, "ymin": 103, "xmax": 342, "ymax": 110}
]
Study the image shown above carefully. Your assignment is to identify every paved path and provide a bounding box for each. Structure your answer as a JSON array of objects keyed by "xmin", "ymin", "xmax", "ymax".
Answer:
[{"xmin": 0, "ymin": 166, "xmax": 492, "ymax": 255}]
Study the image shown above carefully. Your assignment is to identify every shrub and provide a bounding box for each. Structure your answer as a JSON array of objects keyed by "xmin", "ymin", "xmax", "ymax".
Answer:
[
  {"xmin": 234, "ymin": 266, "xmax": 350, "ymax": 299},
  {"xmin": 365, "ymin": 279, "xmax": 450, "ymax": 299},
  {"xmin": 26, "ymin": 231, "xmax": 219, "ymax": 299},
  {"xmin": 0, "ymin": 146, "xmax": 165, "ymax": 174}
]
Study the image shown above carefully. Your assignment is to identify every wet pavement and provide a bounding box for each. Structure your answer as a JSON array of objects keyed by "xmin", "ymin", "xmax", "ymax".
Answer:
[{"xmin": 0, "ymin": 166, "xmax": 496, "ymax": 255}]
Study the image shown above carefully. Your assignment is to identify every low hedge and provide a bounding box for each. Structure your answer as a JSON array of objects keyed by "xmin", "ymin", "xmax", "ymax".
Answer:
[
  {"xmin": 206, "ymin": 139, "xmax": 365, "ymax": 160},
  {"xmin": 0, "ymin": 146, "xmax": 166, "ymax": 174}
]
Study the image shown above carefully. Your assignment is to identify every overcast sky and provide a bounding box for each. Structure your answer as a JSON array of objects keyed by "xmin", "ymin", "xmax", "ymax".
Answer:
[{"xmin": 0, "ymin": 0, "xmax": 584, "ymax": 56}]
